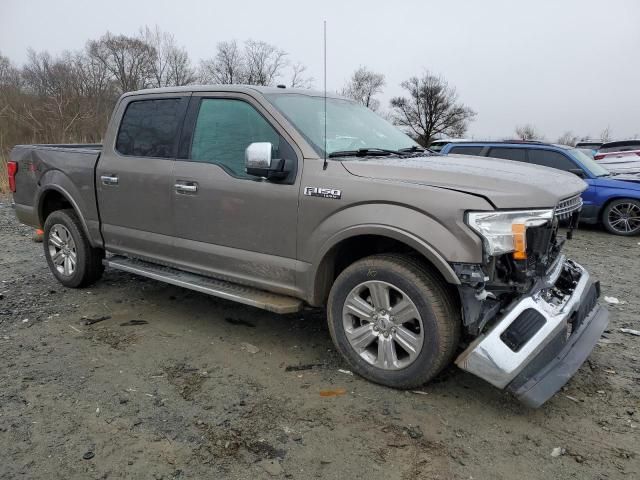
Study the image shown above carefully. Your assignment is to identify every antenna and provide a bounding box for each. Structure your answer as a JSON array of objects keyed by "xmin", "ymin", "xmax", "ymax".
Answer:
[{"xmin": 322, "ymin": 20, "xmax": 328, "ymax": 171}]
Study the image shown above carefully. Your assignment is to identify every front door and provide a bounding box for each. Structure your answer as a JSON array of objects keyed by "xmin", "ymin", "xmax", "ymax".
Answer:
[
  {"xmin": 171, "ymin": 94, "xmax": 301, "ymax": 295},
  {"xmin": 97, "ymin": 95, "xmax": 189, "ymax": 262}
]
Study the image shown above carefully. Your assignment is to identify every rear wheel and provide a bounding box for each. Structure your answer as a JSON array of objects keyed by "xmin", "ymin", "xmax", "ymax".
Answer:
[
  {"xmin": 602, "ymin": 198, "xmax": 640, "ymax": 236},
  {"xmin": 327, "ymin": 254, "xmax": 460, "ymax": 389},
  {"xmin": 43, "ymin": 209, "xmax": 104, "ymax": 287}
]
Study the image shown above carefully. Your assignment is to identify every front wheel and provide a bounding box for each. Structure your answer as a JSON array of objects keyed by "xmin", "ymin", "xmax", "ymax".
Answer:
[
  {"xmin": 43, "ymin": 209, "xmax": 105, "ymax": 288},
  {"xmin": 602, "ymin": 198, "xmax": 640, "ymax": 236},
  {"xmin": 327, "ymin": 254, "xmax": 460, "ymax": 389}
]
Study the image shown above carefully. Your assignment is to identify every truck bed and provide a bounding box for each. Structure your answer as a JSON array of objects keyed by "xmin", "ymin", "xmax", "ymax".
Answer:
[{"xmin": 11, "ymin": 143, "xmax": 104, "ymax": 246}]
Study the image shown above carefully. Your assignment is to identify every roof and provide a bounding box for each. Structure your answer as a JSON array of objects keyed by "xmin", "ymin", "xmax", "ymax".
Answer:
[
  {"xmin": 121, "ymin": 84, "xmax": 347, "ymax": 100},
  {"xmin": 600, "ymin": 139, "xmax": 640, "ymax": 149},
  {"xmin": 441, "ymin": 140, "xmax": 573, "ymax": 150}
]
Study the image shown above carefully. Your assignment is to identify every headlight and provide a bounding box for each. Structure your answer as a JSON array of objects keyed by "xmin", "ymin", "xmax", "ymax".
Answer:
[{"xmin": 466, "ymin": 209, "xmax": 554, "ymax": 258}]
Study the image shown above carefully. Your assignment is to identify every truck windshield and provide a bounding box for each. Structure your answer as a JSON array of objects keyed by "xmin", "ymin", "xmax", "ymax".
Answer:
[
  {"xmin": 569, "ymin": 148, "xmax": 610, "ymax": 177},
  {"xmin": 265, "ymin": 93, "xmax": 419, "ymax": 157}
]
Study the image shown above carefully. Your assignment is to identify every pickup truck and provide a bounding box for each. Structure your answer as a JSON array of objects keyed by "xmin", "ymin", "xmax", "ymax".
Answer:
[{"xmin": 8, "ymin": 85, "xmax": 608, "ymax": 407}]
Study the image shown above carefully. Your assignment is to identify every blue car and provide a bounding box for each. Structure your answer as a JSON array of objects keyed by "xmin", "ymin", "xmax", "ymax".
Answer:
[{"xmin": 440, "ymin": 141, "xmax": 640, "ymax": 236}]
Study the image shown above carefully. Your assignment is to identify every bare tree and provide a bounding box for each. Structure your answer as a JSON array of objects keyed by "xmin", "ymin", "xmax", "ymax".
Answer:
[
  {"xmin": 390, "ymin": 72, "xmax": 476, "ymax": 146},
  {"xmin": 600, "ymin": 126, "xmax": 613, "ymax": 143},
  {"xmin": 289, "ymin": 62, "xmax": 313, "ymax": 89},
  {"xmin": 244, "ymin": 40, "xmax": 287, "ymax": 86},
  {"xmin": 87, "ymin": 32, "xmax": 156, "ymax": 93},
  {"xmin": 342, "ymin": 66, "xmax": 385, "ymax": 110},
  {"xmin": 142, "ymin": 26, "xmax": 195, "ymax": 87},
  {"xmin": 0, "ymin": 53, "xmax": 21, "ymax": 89},
  {"xmin": 557, "ymin": 131, "xmax": 578, "ymax": 146},
  {"xmin": 514, "ymin": 124, "xmax": 542, "ymax": 141},
  {"xmin": 199, "ymin": 40, "xmax": 246, "ymax": 84}
]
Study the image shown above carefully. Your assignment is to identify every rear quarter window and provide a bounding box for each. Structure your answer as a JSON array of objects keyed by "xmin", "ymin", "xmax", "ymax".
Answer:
[
  {"xmin": 448, "ymin": 146, "xmax": 484, "ymax": 156},
  {"xmin": 116, "ymin": 98, "xmax": 185, "ymax": 158}
]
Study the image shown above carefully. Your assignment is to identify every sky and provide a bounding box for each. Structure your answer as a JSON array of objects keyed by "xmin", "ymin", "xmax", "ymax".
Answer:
[{"xmin": 1, "ymin": 0, "xmax": 639, "ymax": 141}]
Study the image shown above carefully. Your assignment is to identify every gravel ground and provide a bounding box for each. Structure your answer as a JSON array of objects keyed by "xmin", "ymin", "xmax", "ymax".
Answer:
[{"xmin": 0, "ymin": 197, "xmax": 638, "ymax": 480}]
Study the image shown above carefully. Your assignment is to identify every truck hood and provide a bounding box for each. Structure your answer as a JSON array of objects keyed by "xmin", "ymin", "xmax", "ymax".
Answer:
[{"xmin": 341, "ymin": 154, "xmax": 587, "ymax": 209}]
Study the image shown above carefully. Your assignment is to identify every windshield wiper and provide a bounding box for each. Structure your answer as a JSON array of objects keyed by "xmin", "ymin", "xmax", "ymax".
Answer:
[
  {"xmin": 328, "ymin": 147, "xmax": 403, "ymax": 158},
  {"xmin": 398, "ymin": 145, "xmax": 425, "ymax": 153}
]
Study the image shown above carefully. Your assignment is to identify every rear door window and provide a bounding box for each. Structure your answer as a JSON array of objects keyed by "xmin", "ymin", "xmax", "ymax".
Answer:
[
  {"xmin": 190, "ymin": 98, "xmax": 281, "ymax": 178},
  {"xmin": 527, "ymin": 150, "xmax": 576, "ymax": 171},
  {"xmin": 448, "ymin": 146, "xmax": 484, "ymax": 156},
  {"xmin": 116, "ymin": 98, "xmax": 186, "ymax": 158},
  {"xmin": 487, "ymin": 148, "xmax": 527, "ymax": 162}
]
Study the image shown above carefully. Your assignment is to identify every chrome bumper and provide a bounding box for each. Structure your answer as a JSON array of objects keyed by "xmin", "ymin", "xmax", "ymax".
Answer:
[{"xmin": 456, "ymin": 259, "xmax": 605, "ymax": 392}]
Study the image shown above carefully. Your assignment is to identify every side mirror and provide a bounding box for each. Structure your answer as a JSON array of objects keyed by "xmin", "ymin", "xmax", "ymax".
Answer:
[
  {"xmin": 568, "ymin": 168, "xmax": 586, "ymax": 178},
  {"xmin": 245, "ymin": 142, "xmax": 288, "ymax": 180}
]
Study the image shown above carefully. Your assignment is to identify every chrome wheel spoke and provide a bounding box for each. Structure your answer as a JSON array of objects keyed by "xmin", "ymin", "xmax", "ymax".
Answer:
[
  {"xmin": 368, "ymin": 282, "xmax": 390, "ymax": 311},
  {"xmin": 390, "ymin": 298, "xmax": 418, "ymax": 325},
  {"xmin": 394, "ymin": 326, "xmax": 421, "ymax": 358},
  {"xmin": 346, "ymin": 324, "xmax": 377, "ymax": 351},
  {"xmin": 345, "ymin": 294, "xmax": 375, "ymax": 320},
  {"xmin": 376, "ymin": 337, "xmax": 398, "ymax": 369},
  {"xmin": 51, "ymin": 250, "xmax": 65, "ymax": 265},
  {"xmin": 49, "ymin": 234, "xmax": 64, "ymax": 248},
  {"xmin": 63, "ymin": 256, "xmax": 72, "ymax": 275}
]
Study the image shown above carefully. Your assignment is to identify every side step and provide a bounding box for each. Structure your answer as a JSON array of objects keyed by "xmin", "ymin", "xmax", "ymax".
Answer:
[{"xmin": 104, "ymin": 256, "xmax": 303, "ymax": 314}]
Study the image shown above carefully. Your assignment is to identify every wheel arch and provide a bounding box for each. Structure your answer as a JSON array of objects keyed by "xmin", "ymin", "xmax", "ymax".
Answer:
[
  {"xmin": 308, "ymin": 226, "xmax": 460, "ymax": 307},
  {"xmin": 37, "ymin": 185, "xmax": 94, "ymax": 246},
  {"xmin": 599, "ymin": 194, "xmax": 640, "ymax": 221}
]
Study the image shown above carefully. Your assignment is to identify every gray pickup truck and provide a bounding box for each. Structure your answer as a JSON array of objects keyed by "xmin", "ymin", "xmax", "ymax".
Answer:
[{"xmin": 8, "ymin": 85, "xmax": 608, "ymax": 407}]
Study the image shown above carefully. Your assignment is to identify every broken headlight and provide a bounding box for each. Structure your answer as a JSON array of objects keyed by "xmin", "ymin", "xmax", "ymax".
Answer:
[{"xmin": 466, "ymin": 209, "xmax": 554, "ymax": 259}]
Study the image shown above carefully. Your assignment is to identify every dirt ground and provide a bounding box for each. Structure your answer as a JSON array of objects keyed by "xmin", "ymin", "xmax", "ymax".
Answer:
[{"xmin": 1, "ymin": 197, "xmax": 638, "ymax": 480}]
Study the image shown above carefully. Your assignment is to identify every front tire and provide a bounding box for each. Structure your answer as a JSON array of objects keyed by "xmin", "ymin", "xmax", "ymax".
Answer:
[
  {"xmin": 43, "ymin": 209, "xmax": 104, "ymax": 288},
  {"xmin": 602, "ymin": 198, "xmax": 640, "ymax": 236},
  {"xmin": 327, "ymin": 254, "xmax": 460, "ymax": 389}
]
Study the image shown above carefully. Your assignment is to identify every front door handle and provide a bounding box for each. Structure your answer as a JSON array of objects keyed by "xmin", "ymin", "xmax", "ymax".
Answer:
[
  {"xmin": 101, "ymin": 174, "xmax": 118, "ymax": 185},
  {"xmin": 174, "ymin": 182, "xmax": 198, "ymax": 193}
]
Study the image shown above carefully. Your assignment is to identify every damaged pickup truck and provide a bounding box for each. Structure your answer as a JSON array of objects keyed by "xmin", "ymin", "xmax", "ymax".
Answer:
[{"xmin": 8, "ymin": 85, "xmax": 608, "ymax": 407}]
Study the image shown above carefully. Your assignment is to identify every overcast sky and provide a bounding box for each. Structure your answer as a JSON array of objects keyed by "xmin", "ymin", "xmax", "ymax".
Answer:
[{"xmin": 2, "ymin": 0, "xmax": 639, "ymax": 140}]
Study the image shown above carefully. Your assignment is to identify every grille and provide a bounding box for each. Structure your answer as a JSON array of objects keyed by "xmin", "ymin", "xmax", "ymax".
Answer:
[{"xmin": 555, "ymin": 194, "xmax": 583, "ymax": 220}]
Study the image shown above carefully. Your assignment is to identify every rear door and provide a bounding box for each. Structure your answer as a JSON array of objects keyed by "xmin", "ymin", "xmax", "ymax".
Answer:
[
  {"xmin": 97, "ymin": 94, "xmax": 189, "ymax": 261},
  {"xmin": 170, "ymin": 92, "xmax": 301, "ymax": 294}
]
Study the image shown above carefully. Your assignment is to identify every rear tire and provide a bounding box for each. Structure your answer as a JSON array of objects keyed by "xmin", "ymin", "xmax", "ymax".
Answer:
[
  {"xmin": 43, "ymin": 209, "xmax": 104, "ymax": 288},
  {"xmin": 602, "ymin": 198, "xmax": 640, "ymax": 236},
  {"xmin": 327, "ymin": 254, "xmax": 460, "ymax": 389}
]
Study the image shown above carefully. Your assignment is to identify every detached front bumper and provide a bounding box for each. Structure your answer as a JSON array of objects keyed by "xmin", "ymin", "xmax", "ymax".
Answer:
[{"xmin": 456, "ymin": 259, "xmax": 608, "ymax": 407}]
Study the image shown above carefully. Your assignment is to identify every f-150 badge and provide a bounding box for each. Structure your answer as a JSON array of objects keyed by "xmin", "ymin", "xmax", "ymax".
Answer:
[{"xmin": 304, "ymin": 187, "xmax": 342, "ymax": 199}]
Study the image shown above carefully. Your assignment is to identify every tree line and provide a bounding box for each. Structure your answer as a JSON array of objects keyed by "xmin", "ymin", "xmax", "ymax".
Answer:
[{"xmin": 0, "ymin": 25, "xmax": 481, "ymax": 162}]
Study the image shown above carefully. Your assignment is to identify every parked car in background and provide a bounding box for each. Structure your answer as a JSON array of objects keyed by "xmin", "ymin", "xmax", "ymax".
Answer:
[
  {"xmin": 441, "ymin": 141, "xmax": 640, "ymax": 236},
  {"xmin": 575, "ymin": 140, "xmax": 602, "ymax": 155},
  {"xmin": 428, "ymin": 138, "xmax": 470, "ymax": 152},
  {"xmin": 595, "ymin": 140, "xmax": 640, "ymax": 160}
]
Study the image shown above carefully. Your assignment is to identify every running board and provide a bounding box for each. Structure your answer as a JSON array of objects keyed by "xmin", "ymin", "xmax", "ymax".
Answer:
[{"xmin": 103, "ymin": 256, "xmax": 303, "ymax": 314}]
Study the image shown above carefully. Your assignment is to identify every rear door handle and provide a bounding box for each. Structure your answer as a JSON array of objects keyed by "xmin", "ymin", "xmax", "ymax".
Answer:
[
  {"xmin": 174, "ymin": 182, "xmax": 198, "ymax": 193},
  {"xmin": 101, "ymin": 174, "xmax": 118, "ymax": 185}
]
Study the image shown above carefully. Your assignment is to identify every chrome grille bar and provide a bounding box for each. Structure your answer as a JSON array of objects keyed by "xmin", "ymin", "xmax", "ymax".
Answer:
[{"xmin": 555, "ymin": 195, "xmax": 583, "ymax": 219}]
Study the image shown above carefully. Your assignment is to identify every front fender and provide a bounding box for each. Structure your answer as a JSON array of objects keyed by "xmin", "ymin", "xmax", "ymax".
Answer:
[
  {"xmin": 300, "ymin": 201, "xmax": 487, "ymax": 304},
  {"xmin": 315, "ymin": 222, "xmax": 461, "ymax": 284}
]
